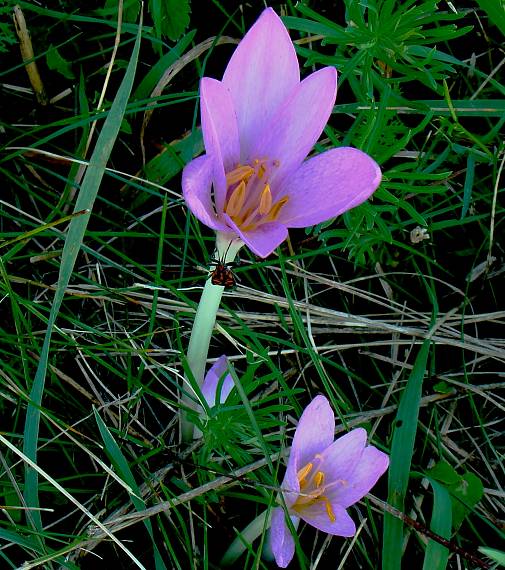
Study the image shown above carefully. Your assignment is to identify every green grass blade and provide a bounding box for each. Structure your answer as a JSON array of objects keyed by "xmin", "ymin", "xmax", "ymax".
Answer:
[
  {"xmin": 422, "ymin": 478, "xmax": 452, "ymax": 570},
  {"xmin": 474, "ymin": 0, "xmax": 505, "ymax": 37},
  {"xmin": 94, "ymin": 410, "xmax": 167, "ymax": 570},
  {"xmin": 22, "ymin": 16, "xmax": 143, "ymax": 533},
  {"xmin": 382, "ymin": 340, "xmax": 431, "ymax": 570}
]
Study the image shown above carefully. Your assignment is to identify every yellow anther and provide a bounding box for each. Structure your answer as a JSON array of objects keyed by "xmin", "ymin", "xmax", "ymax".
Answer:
[
  {"xmin": 266, "ymin": 196, "xmax": 289, "ymax": 222},
  {"xmin": 297, "ymin": 462, "xmax": 314, "ymax": 485},
  {"xmin": 258, "ymin": 184, "xmax": 272, "ymax": 215},
  {"xmin": 314, "ymin": 471, "xmax": 325, "ymax": 488},
  {"xmin": 226, "ymin": 165, "xmax": 255, "ymax": 187},
  {"xmin": 258, "ymin": 164, "xmax": 266, "ymax": 179},
  {"xmin": 325, "ymin": 499, "xmax": 336, "ymax": 523},
  {"xmin": 225, "ymin": 181, "xmax": 246, "ymax": 217}
]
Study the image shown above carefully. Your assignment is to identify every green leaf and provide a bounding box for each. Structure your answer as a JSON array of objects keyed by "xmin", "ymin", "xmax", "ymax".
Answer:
[
  {"xmin": 94, "ymin": 410, "xmax": 167, "ymax": 570},
  {"xmin": 479, "ymin": 547, "xmax": 505, "ymax": 566},
  {"xmin": 423, "ymin": 478, "xmax": 452, "ymax": 570},
  {"xmin": 427, "ymin": 461, "xmax": 484, "ymax": 531},
  {"xmin": 382, "ymin": 340, "xmax": 430, "ymax": 570},
  {"xmin": 133, "ymin": 29, "xmax": 196, "ymax": 101},
  {"xmin": 451, "ymin": 472, "xmax": 484, "ymax": 530},
  {"xmin": 474, "ymin": 0, "xmax": 505, "ymax": 37},
  {"xmin": 22, "ymin": 11, "xmax": 143, "ymax": 537},
  {"xmin": 46, "ymin": 44, "xmax": 74, "ymax": 80},
  {"xmin": 151, "ymin": 0, "xmax": 191, "ymax": 41},
  {"xmin": 427, "ymin": 461, "xmax": 459, "ymax": 486}
]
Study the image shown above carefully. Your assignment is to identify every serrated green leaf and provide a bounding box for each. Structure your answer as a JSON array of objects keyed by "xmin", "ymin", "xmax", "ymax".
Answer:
[
  {"xmin": 46, "ymin": 44, "xmax": 74, "ymax": 80},
  {"xmin": 151, "ymin": 0, "xmax": 191, "ymax": 41}
]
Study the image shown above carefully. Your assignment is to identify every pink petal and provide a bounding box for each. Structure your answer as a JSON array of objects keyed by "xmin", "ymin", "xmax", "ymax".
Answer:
[
  {"xmin": 222, "ymin": 214, "xmax": 288, "ymax": 258},
  {"xmin": 270, "ymin": 508, "xmax": 296, "ymax": 568},
  {"xmin": 317, "ymin": 428, "xmax": 368, "ymax": 485},
  {"xmin": 201, "ymin": 355, "xmax": 234, "ymax": 407},
  {"xmin": 278, "ymin": 147, "xmax": 382, "ymax": 227},
  {"xmin": 298, "ymin": 503, "xmax": 356, "ymax": 536},
  {"xmin": 200, "ymin": 78, "xmax": 240, "ymax": 213},
  {"xmin": 335, "ymin": 446, "xmax": 389, "ymax": 508},
  {"xmin": 182, "ymin": 155, "xmax": 228, "ymax": 231},
  {"xmin": 289, "ymin": 396, "xmax": 335, "ymax": 475},
  {"xmin": 250, "ymin": 67, "xmax": 337, "ymax": 187},
  {"xmin": 222, "ymin": 8, "xmax": 300, "ymax": 160}
]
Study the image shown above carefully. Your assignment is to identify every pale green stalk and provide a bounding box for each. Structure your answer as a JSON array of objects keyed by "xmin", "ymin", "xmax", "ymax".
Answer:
[
  {"xmin": 181, "ymin": 232, "xmax": 243, "ymax": 441},
  {"xmin": 221, "ymin": 510, "xmax": 271, "ymax": 567}
]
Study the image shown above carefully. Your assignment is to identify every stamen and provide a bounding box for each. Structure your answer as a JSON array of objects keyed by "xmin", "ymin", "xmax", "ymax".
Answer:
[
  {"xmin": 314, "ymin": 471, "xmax": 325, "ymax": 488},
  {"xmin": 297, "ymin": 462, "xmax": 314, "ymax": 485},
  {"xmin": 258, "ymin": 164, "xmax": 266, "ymax": 179},
  {"xmin": 325, "ymin": 499, "xmax": 336, "ymax": 523},
  {"xmin": 226, "ymin": 181, "xmax": 246, "ymax": 217},
  {"xmin": 266, "ymin": 196, "xmax": 289, "ymax": 222},
  {"xmin": 226, "ymin": 165, "xmax": 254, "ymax": 187},
  {"xmin": 258, "ymin": 184, "xmax": 272, "ymax": 215}
]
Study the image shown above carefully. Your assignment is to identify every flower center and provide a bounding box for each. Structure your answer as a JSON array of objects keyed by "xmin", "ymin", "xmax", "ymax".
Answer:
[
  {"xmin": 223, "ymin": 159, "xmax": 288, "ymax": 232},
  {"xmin": 291, "ymin": 456, "xmax": 337, "ymax": 523}
]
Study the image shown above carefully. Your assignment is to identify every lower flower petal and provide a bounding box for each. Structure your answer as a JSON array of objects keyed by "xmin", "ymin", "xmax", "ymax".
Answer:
[
  {"xmin": 201, "ymin": 355, "xmax": 234, "ymax": 407},
  {"xmin": 298, "ymin": 503, "xmax": 356, "ymax": 536},
  {"xmin": 182, "ymin": 155, "xmax": 228, "ymax": 231},
  {"xmin": 222, "ymin": 214, "xmax": 288, "ymax": 258},
  {"xmin": 336, "ymin": 446, "xmax": 389, "ymax": 508},
  {"xmin": 278, "ymin": 147, "xmax": 382, "ymax": 227},
  {"xmin": 270, "ymin": 508, "xmax": 296, "ymax": 568}
]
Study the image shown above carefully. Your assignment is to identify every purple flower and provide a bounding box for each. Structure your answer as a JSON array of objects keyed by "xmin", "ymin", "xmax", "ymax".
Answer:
[
  {"xmin": 182, "ymin": 8, "xmax": 382, "ymax": 258},
  {"xmin": 270, "ymin": 395, "xmax": 389, "ymax": 567},
  {"xmin": 201, "ymin": 355, "xmax": 234, "ymax": 407}
]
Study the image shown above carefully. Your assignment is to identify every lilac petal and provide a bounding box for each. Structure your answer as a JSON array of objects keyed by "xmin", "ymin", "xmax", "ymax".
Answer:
[
  {"xmin": 270, "ymin": 508, "xmax": 296, "ymax": 568},
  {"xmin": 298, "ymin": 502, "xmax": 356, "ymax": 537},
  {"xmin": 280, "ymin": 447, "xmax": 301, "ymax": 509},
  {"xmin": 201, "ymin": 355, "xmax": 234, "ymax": 407},
  {"xmin": 278, "ymin": 147, "xmax": 382, "ymax": 227},
  {"xmin": 251, "ymin": 67, "xmax": 337, "ymax": 186},
  {"xmin": 222, "ymin": 214, "xmax": 288, "ymax": 258},
  {"xmin": 289, "ymin": 395, "xmax": 335, "ymax": 474},
  {"xmin": 222, "ymin": 8, "xmax": 300, "ymax": 160},
  {"xmin": 335, "ymin": 446, "xmax": 389, "ymax": 508},
  {"xmin": 182, "ymin": 155, "xmax": 228, "ymax": 231},
  {"xmin": 317, "ymin": 428, "xmax": 368, "ymax": 489},
  {"xmin": 200, "ymin": 78, "xmax": 240, "ymax": 213}
]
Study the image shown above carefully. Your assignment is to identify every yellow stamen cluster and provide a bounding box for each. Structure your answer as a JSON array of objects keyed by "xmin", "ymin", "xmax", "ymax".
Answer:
[
  {"xmin": 292, "ymin": 458, "xmax": 337, "ymax": 524},
  {"xmin": 223, "ymin": 160, "xmax": 288, "ymax": 231}
]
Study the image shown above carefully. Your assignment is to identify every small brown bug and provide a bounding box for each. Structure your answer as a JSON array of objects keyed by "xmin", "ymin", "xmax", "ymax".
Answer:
[{"xmin": 209, "ymin": 258, "xmax": 236, "ymax": 289}]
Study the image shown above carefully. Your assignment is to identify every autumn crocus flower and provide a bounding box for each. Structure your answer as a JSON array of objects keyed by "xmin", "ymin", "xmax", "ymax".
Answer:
[
  {"xmin": 270, "ymin": 395, "xmax": 389, "ymax": 568},
  {"xmin": 200, "ymin": 355, "xmax": 234, "ymax": 408},
  {"xmin": 182, "ymin": 8, "xmax": 382, "ymax": 258}
]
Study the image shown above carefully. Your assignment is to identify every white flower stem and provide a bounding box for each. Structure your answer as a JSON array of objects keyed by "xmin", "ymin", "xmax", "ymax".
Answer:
[
  {"xmin": 181, "ymin": 233, "xmax": 243, "ymax": 442},
  {"xmin": 221, "ymin": 510, "xmax": 271, "ymax": 567}
]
